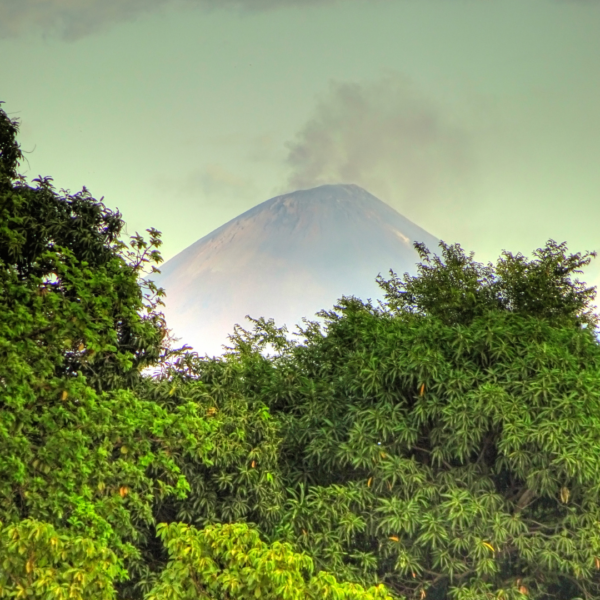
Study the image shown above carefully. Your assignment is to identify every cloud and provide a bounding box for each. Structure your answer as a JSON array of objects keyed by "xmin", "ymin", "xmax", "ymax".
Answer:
[
  {"xmin": 283, "ymin": 74, "xmax": 474, "ymax": 213},
  {"xmin": 0, "ymin": 0, "xmax": 338, "ymax": 40},
  {"xmin": 154, "ymin": 162, "xmax": 259, "ymax": 202},
  {"xmin": 3, "ymin": 0, "xmax": 596, "ymax": 40},
  {"xmin": 1, "ymin": 0, "xmax": 161, "ymax": 39},
  {"xmin": 198, "ymin": 163, "xmax": 257, "ymax": 197}
]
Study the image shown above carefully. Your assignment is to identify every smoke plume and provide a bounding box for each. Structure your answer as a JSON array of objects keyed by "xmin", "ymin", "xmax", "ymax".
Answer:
[{"xmin": 284, "ymin": 75, "xmax": 473, "ymax": 213}]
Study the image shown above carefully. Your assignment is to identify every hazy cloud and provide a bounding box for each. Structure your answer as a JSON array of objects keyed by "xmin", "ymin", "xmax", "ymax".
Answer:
[
  {"xmin": 155, "ymin": 162, "xmax": 259, "ymax": 202},
  {"xmin": 283, "ymin": 75, "xmax": 474, "ymax": 212},
  {"xmin": 198, "ymin": 163, "xmax": 257, "ymax": 197},
  {"xmin": 0, "ymin": 0, "xmax": 338, "ymax": 40},
  {"xmin": 2, "ymin": 0, "xmax": 595, "ymax": 40}
]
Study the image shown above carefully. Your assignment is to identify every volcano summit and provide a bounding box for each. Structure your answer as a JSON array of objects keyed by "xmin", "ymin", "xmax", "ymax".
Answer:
[{"xmin": 156, "ymin": 184, "xmax": 439, "ymax": 356}]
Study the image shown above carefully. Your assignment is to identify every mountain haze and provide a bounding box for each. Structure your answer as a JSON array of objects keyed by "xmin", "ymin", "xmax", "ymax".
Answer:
[{"xmin": 156, "ymin": 184, "xmax": 439, "ymax": 356}]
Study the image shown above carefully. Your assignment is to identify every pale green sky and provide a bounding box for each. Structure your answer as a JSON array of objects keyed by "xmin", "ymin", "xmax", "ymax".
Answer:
[{"xmin": 2, "ymin": 0, "xmax": 600, "ymax": 283}]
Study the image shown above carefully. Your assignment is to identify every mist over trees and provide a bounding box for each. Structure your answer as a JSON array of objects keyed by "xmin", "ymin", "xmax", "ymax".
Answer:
[{"xmin": 2, "ymin": 102, "xmax": 600, "ymax": 600}]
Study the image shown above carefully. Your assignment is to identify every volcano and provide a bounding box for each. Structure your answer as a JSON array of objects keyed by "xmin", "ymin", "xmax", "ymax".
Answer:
[{"xmin": 156, "ymin": 184, "xmax": 439, "ymax": 356}]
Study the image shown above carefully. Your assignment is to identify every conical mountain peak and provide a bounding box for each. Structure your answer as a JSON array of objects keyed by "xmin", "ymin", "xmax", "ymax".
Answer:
[{"xmin": 157, "ymin": 184, "xmax": 438, "ymax": 356}]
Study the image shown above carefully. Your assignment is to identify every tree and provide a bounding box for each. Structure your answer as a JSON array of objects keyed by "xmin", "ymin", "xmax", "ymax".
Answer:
[
  {"xmin": 0, "ymin": 103, "xmax": 221, "ymax": 596},
  {"xmin": 192, "ymin": 242, "xmax": 600, "ymax": 600}
]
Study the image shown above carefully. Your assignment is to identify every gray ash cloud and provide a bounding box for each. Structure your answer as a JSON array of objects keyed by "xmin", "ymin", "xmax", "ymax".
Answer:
[{"xmin": 283, "ymin": 75, "xmax": 473, "ymax": 214}]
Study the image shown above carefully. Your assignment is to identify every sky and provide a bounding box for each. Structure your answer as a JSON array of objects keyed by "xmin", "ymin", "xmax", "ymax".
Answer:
[{"xmin": 2, "ymin": 0, "xmax": 600, "ymax": 288}]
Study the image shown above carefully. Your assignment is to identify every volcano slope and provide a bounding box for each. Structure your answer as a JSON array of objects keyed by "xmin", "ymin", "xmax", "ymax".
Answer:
[{"xmin": 156, "ymin": 184, "xmax": 439, "ymax": 356}]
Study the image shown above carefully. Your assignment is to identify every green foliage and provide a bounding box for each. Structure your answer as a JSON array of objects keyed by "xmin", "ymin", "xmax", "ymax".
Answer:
[
  {"xmin": 146, "ymin": 354, "xmax": 285, "ymax": 532},
  {"xmin": 148, "ymin": 248, "xmax": 600, "ymax": 599},
  {"xmin": 0, "ymin": 174, "xmax": 165, "ymax": 391},
  {"xmin": 231, "ymin": 243, "xmax": 599, "ymax": 599},
  {"xmin": 377, "ymin": 241, "xmax": 597, "ymax": 329},
  {"xmin": 0, "ymin": 104, "xmax": 219, "ymax": 594},
  {"xmin": 0, "ymin": 519, "xmax": 122, "ymax": 599},
  {"xmin": 0, "ymin": 103, "xmax": 22, "ymax": 184},
  {"xmin": 147, "ymin": 521, "xmax": 393, "ymax": 600},
  {"xmin": 4, "ymin": 100, "xmax": 600, "ymax": 600}
]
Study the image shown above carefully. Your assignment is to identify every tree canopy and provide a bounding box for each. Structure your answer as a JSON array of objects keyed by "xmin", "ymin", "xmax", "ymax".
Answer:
[
  {"xmin": 0, "ymin": 102, "xmax": 218, "ymax": 596},
  {"xmin": 2, "ymin": 101, "xmax": 600, "ymax": 600}
]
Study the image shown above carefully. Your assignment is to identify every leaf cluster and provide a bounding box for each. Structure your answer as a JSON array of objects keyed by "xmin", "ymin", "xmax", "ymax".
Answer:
[
  {"xmin": 377, "ymin": 241, "xmax": 597, "ymax": 330},
  {"xmin": 148, "ymin": 521, "xmax": 393, "ymax": 600}
]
